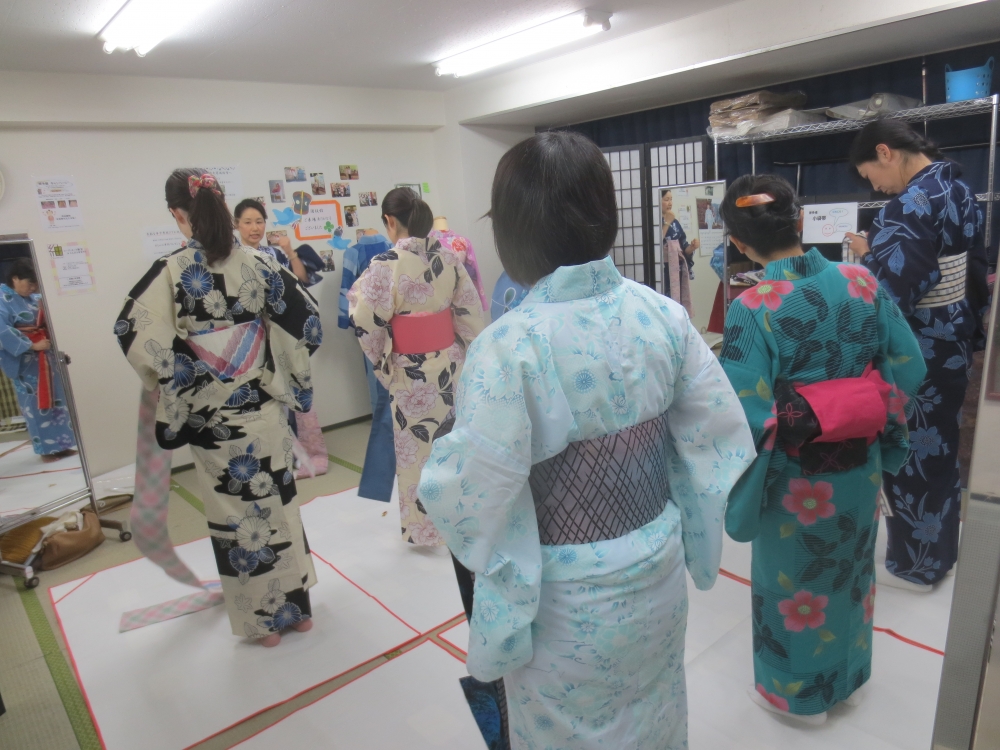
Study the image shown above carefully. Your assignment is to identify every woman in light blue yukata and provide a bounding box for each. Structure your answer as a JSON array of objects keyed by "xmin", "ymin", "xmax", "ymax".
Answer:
[
  {"xmin": 0, "ymin": 258, "xmax": 76, "ymax": 460},
  {"xmin": 419, "ymin": 131, "xmax": 755, "ymax": 749}
]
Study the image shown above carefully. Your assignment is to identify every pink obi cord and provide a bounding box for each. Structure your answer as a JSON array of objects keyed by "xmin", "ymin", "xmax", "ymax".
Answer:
[
  {"xmin": 391, "ymin": 309, "xmax": 455, "ymax": 355},
  {"xmin": 796, "ymin": 364, "xmax": 891, "ymax": 445}
]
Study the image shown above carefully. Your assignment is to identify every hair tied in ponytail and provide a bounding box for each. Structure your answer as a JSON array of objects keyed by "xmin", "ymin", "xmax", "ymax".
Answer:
[{"xmin": 188, "ymin": 174, "xmax": 222, "ymax": 198}]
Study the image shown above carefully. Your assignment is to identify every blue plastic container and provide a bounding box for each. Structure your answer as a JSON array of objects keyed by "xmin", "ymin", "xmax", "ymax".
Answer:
[{"xmin": 945, "ymin": 57, "xmax": 994, "ymax": 102}]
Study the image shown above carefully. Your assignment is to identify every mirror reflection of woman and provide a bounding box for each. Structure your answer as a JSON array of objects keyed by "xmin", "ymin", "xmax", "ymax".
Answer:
[
  {"xmin": 0, "ymin": 259, "xmax": 77, "ymax": 462},
  {"xmin": 845, "ymin": 121, "xmax": 989, "ymax": 592},
  {"xmin": 661, "ymin": 189, "xmax": 699, "ymax": 316}
]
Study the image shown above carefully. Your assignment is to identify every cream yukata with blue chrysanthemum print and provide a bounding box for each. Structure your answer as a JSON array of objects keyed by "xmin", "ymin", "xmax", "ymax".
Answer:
[{"xmin": 115, "ymin": 240, "xmax": 320, "ymax": 638}]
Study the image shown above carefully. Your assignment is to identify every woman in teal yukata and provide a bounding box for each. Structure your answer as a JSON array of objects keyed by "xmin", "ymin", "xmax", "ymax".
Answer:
[
  {"xmin": 0, "ymin": 258, "xmax": 76, "ymax": 459},
  {"xmin": 719, "ymin": 174, "xmax": 925, "ymax": 723},
  {"xmin": 419, "ymin": 131, "xmax": 755, "ymax": 749}
]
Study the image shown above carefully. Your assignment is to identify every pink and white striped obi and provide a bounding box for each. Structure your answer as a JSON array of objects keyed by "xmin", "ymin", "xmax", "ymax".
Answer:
[{"xmin": 186, "ymin": 319, "xmax": 266, "ymax": 382}]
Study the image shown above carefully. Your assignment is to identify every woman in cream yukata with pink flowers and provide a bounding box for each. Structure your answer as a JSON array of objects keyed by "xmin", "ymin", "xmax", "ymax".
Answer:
[{"xmin": 349, "ymin": 188, "xmax": 484, "ymax": 545}]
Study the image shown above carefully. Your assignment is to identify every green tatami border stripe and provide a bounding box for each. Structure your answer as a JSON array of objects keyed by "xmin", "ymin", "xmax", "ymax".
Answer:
[
  {"xmin": 328, "ymin": 454, "xmax": 363, "ymax": 475},
  {"xmin": 17, "ymin": 580, "xmax": 102, "ymax": 750},
  {"xmin": 171, "ymin": 480, "xmax": 206, "ymax": 515}
]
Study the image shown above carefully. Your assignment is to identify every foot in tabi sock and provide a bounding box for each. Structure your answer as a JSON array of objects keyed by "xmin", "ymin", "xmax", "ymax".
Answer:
[
  {"xmin": 876, "ymin": 565, "xmax": 933, "ymax": 592},
  {"xmin": 748, "ymin": 686, "xmax": 828, "ymax": 726},
  {"xmin": 258, "ymin": 618, "xmax": 313, "ymax": 646},
  {"xmin": 843, "ymin": 682, "xmax": 870, "ymax": 707}
]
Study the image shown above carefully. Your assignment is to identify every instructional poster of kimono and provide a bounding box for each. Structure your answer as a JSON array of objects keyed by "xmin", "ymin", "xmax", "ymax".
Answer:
[
  {"xmin": 202, "ymin": 165, "xmax": 242, "ymax": 202},
  {"xmin": 47, "ymin": 241, "xmax": 95, "ymax": 294},
  {"xmin": 802, "ymin": 202, "xmax": 858, "ymax": 244},
  {"xmin": 653, "ymin": 180, "xmax": 726, "ymax": 258},
  {"xmin": 141, "ymin": 225, "xmax": 187, "ymax": 260},
  {"xmin": 35, "ymin": 176, "xmax": 84, "ymax": 231}
]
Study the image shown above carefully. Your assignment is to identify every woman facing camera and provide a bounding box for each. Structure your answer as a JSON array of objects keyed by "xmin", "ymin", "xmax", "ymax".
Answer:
[
  {"xmin": 419, "ymin": 131, "xmax": 755, "ymax": 748},
  {"xmin": 114, "ymin": 170, "xmax": 321, "ymax": 646},
  {"xmin": 718, "ymin": 174, "xmax": 925, "ymax": 722}
]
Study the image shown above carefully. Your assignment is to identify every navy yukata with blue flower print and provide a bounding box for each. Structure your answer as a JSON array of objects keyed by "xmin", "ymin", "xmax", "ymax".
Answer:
[
  {"xmin": 861, "ymin": 161, "xmax": 989, "ymax": 584},
  {"xmin": 115, "ymin": 241, "xmax": 322, "ymax": 638}
]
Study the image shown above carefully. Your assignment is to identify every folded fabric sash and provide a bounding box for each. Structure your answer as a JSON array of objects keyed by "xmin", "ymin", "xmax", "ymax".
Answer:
[
  {"xmin": 120, "ymin": 386, "xmax": 224, "ymax": 632},
  {"xmin": 186, "ymin": 319, "xmax": 265, "ymax": 382},
  {"xmin": 391, "ymin": 309, "xmax": 455, "ymax": 355},
  {"xmin": 23, "ymin": 329, "xmax": 52, "ymax": 410}
]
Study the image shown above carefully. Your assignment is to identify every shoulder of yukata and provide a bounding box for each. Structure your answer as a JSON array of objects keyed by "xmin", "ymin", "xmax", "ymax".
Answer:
[{"xmin": 126, "ymin": 254, "xmax": 173, "ymax": 301}]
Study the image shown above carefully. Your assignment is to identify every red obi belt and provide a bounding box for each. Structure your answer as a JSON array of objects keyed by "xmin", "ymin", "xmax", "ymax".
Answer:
[
  {"xmin": 20, "ymin": 308, "xmax": 53, "ymax": 410},
  {"xmin": 775, "ymin": 364, "xmax": 891, "ymax": 476},
  {"xmin": 391, "ymin": 309, "xmax": 455, "ymax": 355}
]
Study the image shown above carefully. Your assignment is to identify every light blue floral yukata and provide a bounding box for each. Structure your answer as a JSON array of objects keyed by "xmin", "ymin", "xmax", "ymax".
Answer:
[
  {"xmin": 0, "ymin": 284, "xmax": 75, "ymax": 455},
  {"xmin": 419, "ymin": 257, "xmax": 755, "ymax": 749}
]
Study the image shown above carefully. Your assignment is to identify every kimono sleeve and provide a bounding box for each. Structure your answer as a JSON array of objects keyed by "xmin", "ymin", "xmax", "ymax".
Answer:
[
  {"xmin": 0, "ymin": 303, "xmax": 32, "ymax": 358},
  {"xmin": 338, "ymin": 245, "xmax": 361, "ymax": 329},
  {"xmin": 113, "ymin": 259, "xmax": 180, "ymax": 391},
  {"xmin": 666, "ymin": 318, "xmax": 755, "ymax": 589},
  {"xmin": 419, "ymin": 332, "xmax": 541, "ymax": 683},
  {"xmin": 260, "ymin": 259, "xmax": 320, "ymax": 412},
  {"xmin": 348, "ymin": 257, "xmax": 396, "ymax": 389},
  {"xmin": 874, "ymin": 285, "xmax": 927, "ymax": 475},
  {"xmin": 863, "ymin": 200, "xmax": 941, "ymax": 316},
  {"xmin": 451, "ymin": 262, "xmax": 486, "ymax": 350},
  {"xmin": 719, "ymin": 302, "xmax": 783, "ymax": 543}
]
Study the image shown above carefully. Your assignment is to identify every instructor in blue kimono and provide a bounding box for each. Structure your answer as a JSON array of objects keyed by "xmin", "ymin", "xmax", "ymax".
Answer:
[{"xmin": 846, "ymin": 120, "xmax": 989, "ymax": 591}]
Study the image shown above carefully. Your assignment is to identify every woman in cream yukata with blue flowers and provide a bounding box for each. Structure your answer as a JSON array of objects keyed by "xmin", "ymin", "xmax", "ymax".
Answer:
[
  {"xmin": 419, "ymin": 133, "xmax": 755, "ymax": 749},
  {"xmin": 115, "ymin": 169, "xmax": 321, "ymax": 647}
]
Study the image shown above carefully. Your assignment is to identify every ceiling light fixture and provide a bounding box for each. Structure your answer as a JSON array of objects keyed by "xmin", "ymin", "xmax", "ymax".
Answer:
[
  {"xmin": 99, "ymin": 0, "xmax": 223, "ymax": 57},
  {"xmin": 434, "ymin": 9, "xmax": 612, "ymax": 78}
]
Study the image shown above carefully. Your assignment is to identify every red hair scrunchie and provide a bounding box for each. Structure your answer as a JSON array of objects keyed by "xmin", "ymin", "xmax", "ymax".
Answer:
[{"xmin": 188, "ymin": 174, "xmax": 221, "ymax": 198}]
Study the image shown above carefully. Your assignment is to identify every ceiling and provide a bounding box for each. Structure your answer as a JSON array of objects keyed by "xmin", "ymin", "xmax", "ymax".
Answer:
[{"xmin": 0, "ymin": 0, "xmax": 738, "ymax": 90}]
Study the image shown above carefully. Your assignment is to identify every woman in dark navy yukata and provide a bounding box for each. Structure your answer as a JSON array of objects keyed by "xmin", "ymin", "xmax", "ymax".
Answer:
[{"xmin": 845, "ymin": 120, "xmax": 989, "ymax": 591}]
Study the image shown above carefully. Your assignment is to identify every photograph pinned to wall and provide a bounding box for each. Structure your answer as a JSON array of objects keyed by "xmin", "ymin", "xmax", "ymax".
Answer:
[
  {"xmin": 331, "ymin": 182, "xmax": 351, "ymax": 197},
  {"xmin": 655, "ymin": 180, "xmax": 726, "ymax": 259},
  {"xmin": 201, "ymin": 165, "xmax": 242, "ymax": 202},
  {"xmin": 292, "ymin": 191, "xmax": 312, "ymax": 216},
  {"xmin": 285, "ymin": 167, "xmax": 306, "ymax": 182},
  {"xmin": 395, "ymin": 183, "xmax": 422, "ymax": 197},
  {"xmin": 141, "ymin": 225, "xmax": 187, "ymax": 261},
  {"xmin": 266, "ymin": 230, "xmax": 288, "ymax": 245},
  {"xmin": 319, "ymin": 247, "xmax": 337, "ymax": 272},
  {"xmin": 359, "ymin": 191, "xmax": 378, "ymax": 207},
  {"xmin": 250, "ymin": 196, "xmax": 267, "ymax": 206},
  {"xmin": 339, "ymin": 165, "xmax": 360, "ymax": 180},
  {"xmin": 35, "ymin": 176, "xmax": 84, "ymax": 231},
  {"xmin": 269, "ymin": 180, "xmax": 286, "ymax": 203},
  {"xmin": 345, "ymin": 206, "xmax": 359, "ymax": 227},
  {"xmin": 47, "ymin": 241, "xmax": 95, "ymax": 294},
  {"xmin": 310, "ymin": 172, "xmax": 326, "ymax": 195}
]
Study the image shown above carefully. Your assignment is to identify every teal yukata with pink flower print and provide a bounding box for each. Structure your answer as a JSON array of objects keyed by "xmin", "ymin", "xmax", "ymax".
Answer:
[
  {"xmin": 420, "ymin": 257, "xmax": 755, "ymax": 748},
  {"xmin": 720, "ymin": 249, "xmax": 925, "ymax": 715}
]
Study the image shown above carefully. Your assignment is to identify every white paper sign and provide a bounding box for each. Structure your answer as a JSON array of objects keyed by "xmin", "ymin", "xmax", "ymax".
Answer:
[
  {"xmin": 202, "ymin": 165, "xmax": 242, "ymax": 202},
  {"xmin": 35, "ymin": 176, "xmax": 84, "ymax": 231},
  {"xmin": 294, "ymin": 200, "xmax": 345, "ymax": 241},
  {"xmin": 141, "ymin": 225, "xmax": 187, "ymax": 260},
  {"xmin": 47, "ymin": 242, "xmax": 95, "ymax": 294},
  {"xmin": 802, "ymin": 202, "xmax": 858, "ymax": 244}
]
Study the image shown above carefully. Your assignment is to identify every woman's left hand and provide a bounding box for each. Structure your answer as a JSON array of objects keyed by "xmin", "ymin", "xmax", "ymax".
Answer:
[
  {"xmin": 844, "ymin": 232, "xmax": 870, "ymax": 258},
  {"xmin": 688, "ymin": 239, "xmax": 700, "ymax": 255}
]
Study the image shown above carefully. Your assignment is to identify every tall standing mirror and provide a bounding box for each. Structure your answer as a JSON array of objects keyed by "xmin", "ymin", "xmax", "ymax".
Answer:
[{"xmin": 0, "ymin": 237, "xmax": 129, "ymax": 589}]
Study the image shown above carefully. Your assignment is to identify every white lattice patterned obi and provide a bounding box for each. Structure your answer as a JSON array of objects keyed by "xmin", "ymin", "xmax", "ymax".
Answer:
[
  {"xmin": 916, "ymin": 252, "xmax": 967, "ymax": 309},
  {"xmin": 186, "ymin": 319, "xmax": 265, "ymax": 382}
]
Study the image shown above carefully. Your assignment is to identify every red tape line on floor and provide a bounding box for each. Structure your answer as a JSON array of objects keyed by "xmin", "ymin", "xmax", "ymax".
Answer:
[{"xmin": 718, "ymin": 567, "xmax": 944, "ymax": 657}]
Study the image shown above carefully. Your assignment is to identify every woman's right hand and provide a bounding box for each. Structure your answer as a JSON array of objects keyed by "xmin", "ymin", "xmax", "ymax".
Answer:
[{"xmin": 31, "ymin": 339, "xmax": 51, "ymax": 352}]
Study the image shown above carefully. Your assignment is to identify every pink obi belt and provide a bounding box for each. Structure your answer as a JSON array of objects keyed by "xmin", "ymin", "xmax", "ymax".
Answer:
[
  {"xmin": 186, "ymin": 319, "xmax": 265, "ymax": 382},
  {"xmin": 775, "ymin": 364, "xmax": 890, "ymax": 476},
  {"xmin": 391, "ymin": 309, "xmax": 455, "ymax": 355}
]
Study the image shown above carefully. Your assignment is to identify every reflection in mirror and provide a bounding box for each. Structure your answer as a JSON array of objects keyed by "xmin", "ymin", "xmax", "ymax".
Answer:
[{"xmin": 0, "ymin": 237, "xmax": 130, "ymax": 590}]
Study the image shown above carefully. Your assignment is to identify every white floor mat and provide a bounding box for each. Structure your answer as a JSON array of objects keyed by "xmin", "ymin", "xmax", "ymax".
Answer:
[
  {"xmin": 234, "ymin": 642, "xmax": 484, "ymax": 749},
  {"xmin": 50, "ymin": 536, "xmax": 419, "ymax": 750},
  {"xmin": 302, "ymin": 488, "xmax": 465, "ymax": 633},
  {"xmin": 0, "ymin": 441, "xmax": 84, "ymax": 516}
]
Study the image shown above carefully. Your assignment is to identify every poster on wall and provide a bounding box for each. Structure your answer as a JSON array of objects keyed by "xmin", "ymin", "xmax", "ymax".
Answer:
[
  {"xmin": 293, "ymin": 200, "xmax": 344, "ymax": 241},
  {"xmin": 653, "ymin": 180, "xmax": 726, "ymax": 260},
  {"xmin": 202, "ymin": 165, "xmax": 242, "ymax": 202},
  {"xmin": 141, "ymin": 225, "xmax": 187, "ymax": 260},
  {"xmin": 35, "ymin": 176, "xmax": 84, "ymax": 231},
  {"xmin": 47, "ymin": 241, "xmax": 95, "ymax": 294},
  {"xmin": 802, "ymin": 202, "xmax": 858, "ymax": 245},
  {"xmin": 395, "ymin": 183, "xmax": 421, "ymax": 197}
]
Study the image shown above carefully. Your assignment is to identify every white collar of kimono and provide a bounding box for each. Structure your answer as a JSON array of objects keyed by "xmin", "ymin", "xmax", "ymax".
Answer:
[{"xmin": 524, "ymin": 255, "xmax": 623, "ymax": 304}]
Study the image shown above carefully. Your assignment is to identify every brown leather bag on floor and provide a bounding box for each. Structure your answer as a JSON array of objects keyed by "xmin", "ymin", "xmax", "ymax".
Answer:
[{"xmin": 40, "ymin": 508, "xmax": 104, "ymax": 570}]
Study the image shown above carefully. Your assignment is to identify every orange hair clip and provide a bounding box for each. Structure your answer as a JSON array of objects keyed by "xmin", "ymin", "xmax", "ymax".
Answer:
[{"xmin": 735, "ymin": 193, "xmax": 775, "ymax": 208}]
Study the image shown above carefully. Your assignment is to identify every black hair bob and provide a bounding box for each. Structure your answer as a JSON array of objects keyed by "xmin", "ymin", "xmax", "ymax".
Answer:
[
  {"xmin": 848, "ymin": 120, "xmax": 943, "ymax": 176},
  {"xmin": 7, "ymin": 258, "xmax": 36, "ymax": 287},
  {"xmin": 234, "ymin": 198, "xmax": 267, "ymax": 221},
  {"xmin": 719, "ymin": 173, "xmax": 801, "ymax": 258},
  {"xmin": 490, "ymin": 131, "xmax": 618, "ymax": 286}
]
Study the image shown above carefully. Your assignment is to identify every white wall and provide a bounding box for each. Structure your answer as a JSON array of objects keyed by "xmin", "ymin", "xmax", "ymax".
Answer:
[{"xmin": 0, "ymin": 125, "xmax": 439, "ymax": 476}]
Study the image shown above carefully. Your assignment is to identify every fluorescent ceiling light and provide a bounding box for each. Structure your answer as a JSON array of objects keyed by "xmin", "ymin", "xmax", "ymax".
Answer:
[
  {"xmin": 99, "ymin": 0, "xmax": 223, "ymax": 57},
  {"xmin": 434, "ymin": 9, "xmax": 612, "ymax": 78}
]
